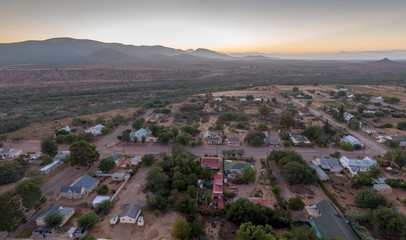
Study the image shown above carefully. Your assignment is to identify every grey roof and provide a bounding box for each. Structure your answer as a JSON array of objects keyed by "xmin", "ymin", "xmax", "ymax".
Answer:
[
  {"xmin": 310, "ymin": 165, "xmax": 328, "ymax": 178},
  {"xmin": 53, "ymin": 151, "xmax": 70, "ymax": 161},
  {"xmin": 341, "ymin": 135, "xmax": 364, "ymax": 146},
  {"xmin": 391, "ymin": 136, "xmax": 406, "ymax": 142},
  {"xmin": 71, "ymin": 174, "xmax": 98, "ymax": 190},
  {"xmin": 348, "ymin": 159, "xmax": 377, "ymax": 168},
  {"xmin": 37, "ymin": 205, "xmax": 74, "ymax": 221},
  {"xmin": 227, "ymin": 137, "xmax": 240, "ymax": 143},
  {"xmin": 291, "ymin": 134, "xmax": 308, "ymax": 142},
  {"xmin": 312, "ymin": 200, "xmax": 359, "ymax": 240},
  {"xmin": 319, "ymin": 158, "xmax": 343, "ymax": 170},
  {"xmin": 264, "ymin": 138, "xmax": 280, "ymax": 145},
  {"xmin": 120, "ymin": 204, "xmax": 141, "ymax": 219},
  {"xmin": 60, "ymin": 186, "xmax": 83, "ymax": 193},
  {"xmin": 112, "ymin": 172, "xmax": 125, "ymax": 177}
]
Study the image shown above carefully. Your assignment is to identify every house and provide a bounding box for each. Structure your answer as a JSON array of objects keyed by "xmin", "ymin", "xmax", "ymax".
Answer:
[
  {"xmin": 341, "ymin": 135, "xmax": 364, "ymax": 147},
  {"xmin": 85, "ymin": 124, "xmax": 105, "ymax": 135},
  {"xmin": 211, "ymin": 173, "xmax": 224, "ymax": 210},
  {"xmin": 362, "ymin": 128, "xmax": 376, "ymax": 135},
  {"xmin": 32, "ymin": 226, "xmax": 56, "ymax": 238},
  {"xmin": 264, "ymin": 138, "xmax": 280, "ymax": 147},
  {"xmin": 249, "ymin": 197, "xmax": 270, "ymax": 207},
  {"xmin": 373, "ymin": 184, "xmax": 392, "ymax": 194},
  {"xmin": 60, "ymin": 174, "xmax": 99, "ymax": 199},
  {"xmin": 343, "ymin": 112, "xmax": 354, "ymax": 122},
  {"xmin": 92, "ymin": 196, "xmax": 110, "ymax": 208},
  {"xmin": 29, "ymin": 152, "xmax": 42, "ymax": 160},
  {"xmin": 390, "ymin": 136, "xmax": 406, "ymax": 146},
  {"xmin": 0, "ymin": 148, "xmax": 22, "ymax": 159},
  {"xmin": 227, "ymin": 137, "xmax": 240, "ymax": 146},
  {"xmin": 112, "ymin": 172, "xmax": 126, "ymax": 181},
  {"xmin": 306, "ymin": 200, "xmax": 359, "ymax": 240},
  {"xmin": 40, "ymin": 160, "xmax": 64, "ymax": 174},
  {"xmin": 130, "ymin": 155, "xmax": 142, "ymax": 166},
  {"xmin": 155, "ymin": 113, "xmax": 164, "ymax": 119},
  {"xmin": 253, "ymin": 98, "xmax": 262, "ymax": 102},
  {"xmin": 131, "ymin": 128, "xmax": 150, "ymax": 141},
  {"xmin": 347, "ymin": 94, "xmax": 355, "ymax": 98},
  {"xmin": 120, "ymin": 204, "xmax": 142, "ymax": 224},
  {"xmin": 240, "ymin": 98, "xmax": 247, "ymax": 102},
  {"xmin": 214, "ymin": 97, "xmax": 222, "ymax": 102},
  {"xmin": 224, "ymin": 160, "xmax": 252, "ymax": 174},
  {"xmin": 36, "ymin": 205, "xmax": 75, "ymax": 227},
  {"xmin": 201, "ymin": 157, "xmax": 220, "ymax": 170},
  {"xmin": 106, "ymin": 154, "xmax": 125, "ymax": 165},
  {"xmin": 317, "ymin": 158, "xmax": 343, "ymax": 173},
  {"xmin": 296, "ymin": 111, "xmax": 304, "ymax": 118},
  {"xmin": 53, "ymin": 151, "xmax": 70, "ymax": 161},
  {"xmin": 146, "ymin": 136, "xmax": 158, "ymax": 142},
  {"xmin": 59, "ymin": 126, "xmax": 71, "ymax": 132},
  {"xmin": 203, "ymin": 131, "xmax": 215, "ymax": 138},
  {"xmin": 208, "ymin": 136, "xmax": 222, "ymax": 145},
  {"xmin": 339, "ymin": 156, "xmax": 378, "ymax": 175},
  {"xmin": 366, "ymin": 105, "xmax": 379, "ymax": 112},
  {"xmin": 310, "ymin": 165, "xmax": 329, "ymax": 181},
  {"xmin": 288, "ymin": 132, "xmax": 310, "ymax": 144},
  {"xmin": 67, "ymin": 227, "xmax": 88, "ymax": 239}
]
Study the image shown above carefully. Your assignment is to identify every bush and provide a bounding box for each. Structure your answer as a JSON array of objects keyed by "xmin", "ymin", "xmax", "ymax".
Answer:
[
  {"xmin": 77, "ymin": 212, "xmax": 99, "ymax": 231},
  {"xmin": 355, "ymin": 189, "xmax": 386, "ymax": 209},
  {"xmin": 94, "ymin": 200, "xmax": 112, "ymax": 215},
  {"xmin": 288, "ymin": 197, "xmax": 305, "ymax": 210},
  {"xmin": 341, "ymin": 142, "xmax": 354, "ymax": 151}
]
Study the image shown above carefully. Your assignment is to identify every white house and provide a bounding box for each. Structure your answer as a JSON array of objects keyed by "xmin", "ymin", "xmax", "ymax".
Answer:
[
  {"xmin": 341, "ymin": 135, "xmax": 364, "ymax": 147},
  {"xmin": 92, "ymin": 196, "xmax": 110, "ymax": 208},
  {"xmin": 343, "ymin": 112, "xmax": 354, "ymax": 122},
  {"xmin": 339, "ymin": 156, "xmax": 378, "ymax": 175},
  {"xmin": 85, "ymin": 124, "xmax": 105, "ymax": 135},
  {"xmin": 240, "ymin": 98, "xmax": 247, "ymax": 102},
  {"xmin": 120, "ymin": 204, "xmax": 141, "ymax": 224},
  {"xmin": 0, "ymin": 149, "xmax": 22, "ymax": 159},
  {"xmin": 130, "ymin": 155, "xmax": 142, "ymax": 166},
  {"xmin": 214, "ymin": 98, "xmax": 222, "ymax": 102}
]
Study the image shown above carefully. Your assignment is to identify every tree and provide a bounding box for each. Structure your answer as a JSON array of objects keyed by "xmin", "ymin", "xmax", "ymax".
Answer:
[
  {"xmin": 147, "ymin": 195, "xmax": 168, "ymax": 211},
  {"xmin": 175, "ymin": 194, "xmax": 197, "ymax": 216},
  {"xmin": 175, "ymin": 133, "xmax": 192, "ymax": 145},
  {"xmin": 69, "ymin": 139, "xmax": 100, "ymax": 168},
  {"xmin": 96, "ymin": 184, "xmax": 109, "ymax": 195},
  {"xmin": 132, "ymin": 118, "xmax": 144, "ymax": 130},
  {"xmin": 244, "ymin": 131, "xmax": 266, "ymax": 146},
  {"xmin": 303, "ymin": 125, "xmax": 326, "ymax": 146},
  {"xmin": 258, "ymin": 104, "xmax": 270, "ymax": 117},
  {"xmin": 0, "ymin": 194, "xmax": 25, "ymax": 232},
  {"xmin": 330, "ymin": 151, "xmax": 341, "ymax": 159},
  {"xmin": 397, "ymin": 121, "xmax": 406, "ymax": 130},
  {"xmin": 384, "ymin": 139, "xmax": 400, "ymax": 148},
  {"xmin": 355, "ymin": 189, "xmax": 386, "ymax": 209},
  {"xmin": 338, "ymin": 105, "xmax": 344, "ymax": 122},
  {"xmin": 372, "ymin": 206, "xmax": 406, "ymax": 238},
  {"xmin": 20, "ymin": 182, "xmax": 46, "ymax": 211},
  {"xmin": 95, "ymin": 200, "xmax": 112, "ymax": 215},
  {"xmin": 341, "ymin": 142, "xmax": 354, "ymax": 151},
  {"xmin": 357, "ymin": 105, "xmax": 366, "ymax": 113},
  {"xmin": 145, "ymin": 165, "xmax": 169, "ymax": 193},
  {"xmin": 368, "ymin": 165, "xmax": 381, "ymax": 178},
  {"xmin": 99, "ymin": 158, "xmax": 115, "ymax": 172},
  {"xmin": 121, "ymin": 130, "xmax": 130, "ymax": 143},
  {"xmin": 351, "ymin": 172, "xmax": 372, "ymax": 187},
  {"xmin": 142, "ymin": 154, "xmax": 156, "ymax": 166},
  {"xmin": 172, "ymin": 218, "xmax": 191, "ymax": 240},
  {"xmin": 348, "ymin": 118, "xmax": 360, "ymax": 130},
  {"xmin": 181, "ymin": 125, "xmax": 200, "ymax": 136},
  {"xmin": 0, "ymin": 160, "xmax": 24, "ymax": 185},
  {"xmin": 41, "ymin": 138, "xmax": 58, "ymax": 155},
  {"xmin": 172, "ymin": 142, "xmax": 186, "ymax": 158},
  {"xmin": 384, "ymin": 149, "xmax": 406, "ymax": 169},
  {"xmin": 242, "ymin": 167, "xmax": 256, "ymax": 183},
  {"xmin": 282, "ymin": 161, "xmax": 317, "ymax": 185},
  {"xmin": 236, "ymin": 222, "xmax": 276, "ymax": 240},
  {"xmin": 288, "ymin": 197, "xmax": 305, "ymax": 210},
  {"xmin": 44, "ymin": 212, "xmax": 63, "ymax": 227},
  {"xmin": 278, "ymin": 111, "xmax": 295, "ymax": 129},
  {"xmin": 281, "ymin": 226, "xmax": 317, "ymax": 240},
  {"xmin": 172, "ymin": 126, "xmax": 179, "ymax": 138},
  {"xmin": 78, "ymin": 211, "xmax": 99, "ymax": 231},
  {"xmin": 272, "ymin": 185, "xmax": 281, "ymax": 195},
  {"xmin": 257, "ymin": 122, "xmax": 268, "ymax": 131},
  {"xmin": 236, "ymin": 149, "xmax": 245, "ymax": 158}
]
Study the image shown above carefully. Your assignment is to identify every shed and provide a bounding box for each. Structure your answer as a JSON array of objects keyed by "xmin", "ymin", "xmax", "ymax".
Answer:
[
  {"xmin": 310, "ymin": 165, "xmax": 328, "ymax": 181},
  {"xmin": 120, "ymin": 204, "xmax": 142, "ymax": 224},
  {"xmin": 373, "ymin": 184, "xmax": 392, "ymax": 194},
  {"xmin": 92, "ymin": 196, "xmax": 110, "ymax": 208},
  {"xmin": 130, "ymin": 155, "xmax": 142, "ymax": 166},
  {"xmin": 110, "ymin": 215, "xmax": 119, "ymax": 225},
  {"xmin": 112, "ymin": 172, "xmax": 126, "ymax": 181}
]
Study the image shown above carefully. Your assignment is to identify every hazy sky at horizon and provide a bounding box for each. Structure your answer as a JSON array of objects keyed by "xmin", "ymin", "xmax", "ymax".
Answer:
[{"xmin": 1, "ymin": 0, "xmax": 406, "ymax": 53}]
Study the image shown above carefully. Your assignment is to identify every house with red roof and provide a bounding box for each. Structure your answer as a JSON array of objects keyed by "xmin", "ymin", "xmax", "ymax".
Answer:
[
  {"xmin": 249, "ymin": 197, "xmax": 270, "ymax": 207},
  {"xmin": 211, "ymin": 173, "xmax": 224, "ymax": 209},
  {"xmin": 201, "ymin": 157, "xmax": 220, "ymax": 170}
]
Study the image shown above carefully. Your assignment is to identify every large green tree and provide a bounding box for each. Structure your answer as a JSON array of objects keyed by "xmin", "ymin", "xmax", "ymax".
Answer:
[
  {"xmin": 172, "ymin": 218, "xmax": 191, "ymax": 240},
  {"xmin": 242, "ymin": 166, "xmax": 256, "ymax": 183},
  {"xmin": 355, "ymin": 189, "xmax": 386, "ymax": 209},
  {"xmin": 41, "ymin": 138, "xmax": 58, "ymax": 155},
  {"xmin": 281, "ymin": 161, "xmax": 317, "ymax": 185},
  {"xmin": 145, "ymin": 165, "xmax": 169, "ymax": 193},
  {"xmin": 98, "ymin": 158, "xmax": 115, "ymax": 172},
  {"xmin": 20, "ymin": 182, "xmax": 46, "ymax": 211},
  {"xmin": 384, "ymin": 149, "xmax": 406, "ymax": 169},
  {"xmin": 69, "ymin": 139, "xmax": 100, "ymax": 168},
  {"xmin": 235, "ymin": 222, "xmax": 276, "ymax": 240},
  {"xmin": 278, "ymin": 111, "xmax": 295, "ymax": 129},
  {"xmin": 0, "ymin": 160, "xmax": 24, "ymax": 185},
  {"xmin": 348, "ymin": 118, "xmax": 360, "ymax": 130},
  {"xmin": 372, "ymin": 206, "xmax": 406, "ymax": 238},
  {"xmin": 244, "ymin": 131, "xmax": 266, "ymax": 146},
  {"xmin": 0, "ymin": 194, "xmax": 26, "ymax": 232},
  {"xmin": 44, "ymin": 212, "xmax": 63, "ymax": 227},
  {"xmin": 132, "ymin": 118, "xmax": 145, "ymax": 130},
  {"xmin": 78, "ymin": 211, "xmax": 99, "ymax": 231}
]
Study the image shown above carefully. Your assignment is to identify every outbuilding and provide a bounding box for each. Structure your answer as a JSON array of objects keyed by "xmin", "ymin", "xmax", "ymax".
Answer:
[{"xmin": 120, "ymin": 204, "xmax": 142, "ymax": 224}]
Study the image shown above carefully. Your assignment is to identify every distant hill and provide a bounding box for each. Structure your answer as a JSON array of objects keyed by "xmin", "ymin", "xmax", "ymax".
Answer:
[
  {"xmin": 369, "ymin": 58, "xmax": 402, "ymax": 66},
  {"xmin": 0, "ymin": 38, "xmax": 233, "ymax": 66}
]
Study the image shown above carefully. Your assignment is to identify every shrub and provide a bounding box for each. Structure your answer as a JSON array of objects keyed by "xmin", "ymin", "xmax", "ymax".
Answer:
[
  {"xmin": 96, "ymin": 185, "xmax": 108, "ymax": 195},
  {"xmin": 288, "ymin": 197, "xmax": 305, "ymax": 210}
]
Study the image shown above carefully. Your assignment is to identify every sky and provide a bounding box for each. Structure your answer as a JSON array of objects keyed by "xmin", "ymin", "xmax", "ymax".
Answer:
[{"xmin": 1, "ymin": 0, "xmax": 406, "ymax": 54}]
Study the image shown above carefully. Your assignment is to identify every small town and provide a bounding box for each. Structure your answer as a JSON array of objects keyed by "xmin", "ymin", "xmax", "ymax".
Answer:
[{"xmin": 2, "ymin": 84, "xmax": 406, "ymax": 239}]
